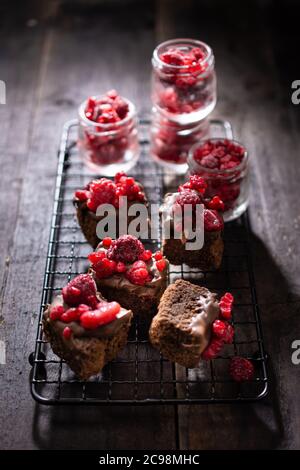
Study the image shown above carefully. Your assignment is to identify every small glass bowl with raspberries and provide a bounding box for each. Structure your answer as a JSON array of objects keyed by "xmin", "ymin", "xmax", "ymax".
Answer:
[
  {"xmin": 188, "ymin": 138, "xmax": 249, "ymax": 221},
  {"xmin": 150, "ymin": 109, "xmax": 209, "ymax": 173},
  {"xmin": 151, "ymin": 38, "xmax": 217, "ymax": 125},
  {"xmin": 78, "ymin": 90, "xmax": 140, "ymax": 175}
]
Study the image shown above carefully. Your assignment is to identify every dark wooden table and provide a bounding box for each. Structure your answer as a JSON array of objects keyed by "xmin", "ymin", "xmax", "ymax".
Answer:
[{"xmin": 1, "ymin": 0, "xmax": 300, "ymax": 450}]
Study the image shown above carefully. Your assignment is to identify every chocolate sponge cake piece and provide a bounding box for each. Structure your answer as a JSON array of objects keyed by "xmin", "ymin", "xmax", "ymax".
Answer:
[
  {"xmin": 42, "ymin": 274, "xmax": 133, "ymax": 380},
  {"xmin": 74, "ymin": 174, "xmax": 148, "ymax": 249},
  {"xmin": 149, "ymin": 279, "xmax": 220, "ymax": 368}
]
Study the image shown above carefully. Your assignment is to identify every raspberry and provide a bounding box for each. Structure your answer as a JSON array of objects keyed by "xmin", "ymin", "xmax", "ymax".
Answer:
[
  {"xmin": 207, "ymin": 195, "xmax": 225, "ymax": 211},
  {"xmin": 189, "ymin": 175, "xmax": 207, "ymax": 194},
  {"xmin": 126, "ymin": 260, "xmax": 151, "ymax": 286},
  {"xmin": 49, "ymin": 305, "xmax": 65, "ymax": 321},
  {"xmin": 102, "ymin": 237, "xmax": 112, "ymax": 248},
  {"xmin": 204, "ymin": 209, "xmax": 224, "ymax": 232},
  {"xmin": 202, "ymin": 338, "xmax": 224, "ymax": 360},
  {"xmin": 229, "ymin": 357, "xmax": 254, "ymax": 382},
  {"xmin": 107, "ymin": 235, "xmax": 145, "ymax": 264},
  {"xmin": 63, "ymin": 327, "xmax": 72, "ymax": 340},
  {"xmin": 88, "ymin": 250, "xmax": 106, "ymax": 264},
  {"xmin": 178, "ymin": 182, "xmax": 192, "ymax": 192},
  {"xmin": 116, "ymin": 261, "xmax": 127, "ymax": 273},
  {"xmin": 62, "ymin": 274, "xmax": 98, "ymax": 308},
  {"xmin": 219, "ymin": 293, "xmax": 234, "ymax": 319},
  {"xmin": 91, "ymin": 257, "xmax": 117, "ymax": 279},
  {"xmin": 200, "ymin": 155, "xmax": 218, "ymax": 169},
  {"xmin": 80, "ymin": 301, "xmax": 121, "ymax": 330},
  {"xmin": 175, "ymin": 190, "xmax": 201, "ymax": 208},
  {"xmin": 84, "ymin": 91, "xmax": 129, "ymax": 123},
  {"xmin": 139, "ymin": 250, "xmax": 152, "ymax": 262},
  {"xmin": 212, "ymin": 319, "xmax": 227, "ymax": 338},
  {"xmin": 156, "ymin": 259, "xmax": 167, "ymax": 272},
  {"xmin": 160, "ymin": 50, "xmax": 184, "ymax": 66},
  {"xmin": 114, "ymin": 172, "xmax": 126, "ymax": 183},
  {"xmin": 86, "ymin": 178, "xmax": 117, "ymax": 212},
  {"xmin": 212, "ymin": 320, "xmax": 234, "ymax": 344},
  {"xmin": 74, "ymin": 189, "xmax": 89, "ymax": 201},
  {"xmin": 154, "ymin": 251, "xmax": 163, "ymax": 261}
]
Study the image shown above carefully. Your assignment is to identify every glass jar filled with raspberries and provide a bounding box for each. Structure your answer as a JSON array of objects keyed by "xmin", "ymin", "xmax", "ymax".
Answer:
[
  {"xmin": 188, "ymin": 138, "xmax": 249, "ymax": 221},
  {"xmin": 150, "ymin": 109, "xmax": 209, "ymax": 173},
  {"xmin": 151, "ymin": 38, "xmax": 216, "ymax": 125},
  {"xmin": 78, "ymin": 90, "xmax": 139, "ymax": 175}
]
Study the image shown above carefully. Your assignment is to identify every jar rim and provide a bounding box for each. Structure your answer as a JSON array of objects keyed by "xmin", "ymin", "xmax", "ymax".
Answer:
[
  {"xmin": 188, "ymin": 138, "xmax": 248, "ymax": 175},
  {"xmin": 78, "ymin": 96, "xmax": 136, "ymax": 131},
  {"xmin": 152, "ymin": 38, "xmax": 214, "ymax": 73}
]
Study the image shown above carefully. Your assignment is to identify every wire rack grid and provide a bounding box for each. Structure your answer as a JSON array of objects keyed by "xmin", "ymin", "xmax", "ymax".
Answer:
[{"xmin": 29, "ymin": 118, "xmax": 268, "ymax": 405}]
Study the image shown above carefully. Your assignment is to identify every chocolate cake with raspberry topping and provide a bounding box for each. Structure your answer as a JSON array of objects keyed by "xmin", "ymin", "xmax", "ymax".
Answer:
[
  {"xmin": 88, "ymin": 235, "xmax": 168, "ymax": 316},
  {"xmin": 43, "ymin": 274, "xmax": 133, "ymax": 379},
  {"xmin": 74, "ymin": 173, "xmax": 148, "ymax": 248},
  {"xmin": 161, "ymin": 175, "xmax": 224, "ymax": 270},
  {"xmin": 149, "ymin": 279, "xmax": 235, "ymax": 368}
]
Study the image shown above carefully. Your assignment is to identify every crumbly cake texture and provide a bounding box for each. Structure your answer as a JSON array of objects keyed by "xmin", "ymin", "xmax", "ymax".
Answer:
[
  {"xmin": 43, "ymin": 306, "xmax": 132, "ymax": 380},
  {"xmin": 162, "ymin": 231, "xmax": 223, "ymax": 270},
  {"xmin": 149, "ymin": 279, "xmax": 220, "ymax": 368}
]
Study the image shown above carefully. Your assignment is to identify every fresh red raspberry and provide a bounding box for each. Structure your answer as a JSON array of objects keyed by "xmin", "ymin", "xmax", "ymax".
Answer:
[
  {"xmin": 80, "ymin": 301, "xmax": 121, "ymax": 330},
  {"xmin": 175, "ymin": 190, "xmax": 202, "ymax": 208},
  {"xmin": 202, "ymin": 338, "xmax": 224, "ymax": 360},
  {"xmin": 114, "ymin": 172, "xmax": 126, "ymax": 183},
  {"xmin": 116, "ymin": 262, "xmax": 127, "ymax": 273},
  {"xmin": 86, "ymin": 178, "xmax": 117, "ymax": 212},
  {"xmin": 74, "ymin": 189, "xmax": 89, "ymax": 201},
  {"xmin": 189, "ymin": 175, "xmax": 208, "ymax": 194},
  {"xmin": 49, "ymin": 305, "xmax": 65, "ymax": 321},
  {"xmin": 204, "ymin": 209, "xmax": 224, "ymax": 232},
  {"xmin": 160, "ymin": 50, "xmax": 185, "ymax": 66},
  {"xmin": 62, "ymin": 274, "xmax": 98, "ymax": 308},
  {"xmin": 88, "ymin": 250, "xmax": 106, "ymax": 264},
  {"xmin": 229, "ymin": 357, "xmax": 254, "ymax": 382},
  {"xmin": 102, "ymin": 237, "xmax": 112, "ymax": 248},
  {"xmin": 219, "ymin": 293, "xmax": 234, "ymax": 319},
  {"xmin": 212, "ymin": 319, "xmax": 227, "ymax": 338},
  {"xmin": 125, "ymin": 260, "xmax": 151, "ymax": 286},
  {"xmin": 156, "ymin": 259, "xmax": 167, "ymax": 272},
  {"xmin": 63, "ymin": 326, "xmax": 72, "ymax": 340},
  {"xmin": 207, "ymin": 195, "xmax": 225, "ymax": 211},
  {"xmin": 154, "ymin": 251, "xmax": 163, "ymax": 261},
  {"xmin": 107, "ymin": 235, "xmax": 145, "ymax": 264},
  {"xmin": 91, "ymin": 257, "xmax": 117, "ymax": 279},
  {"xmin": 139, "ymin": 250, "xmax": 152, "ymax": 262},
  {"xmin": 213, "ymin": 320, "xmax": 234, "ymax": 344}
]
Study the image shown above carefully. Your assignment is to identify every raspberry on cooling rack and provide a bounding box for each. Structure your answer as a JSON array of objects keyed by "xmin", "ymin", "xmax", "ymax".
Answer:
[
  {"xmin": 88, "ymin": 235, "xmax": 168, "ymax": 317},
  {"xmin": 42, "ymin": 273, "xmax": 133, "ymax": 380},
  {"xmin": 74, "ymin": 173, "xmax": 148, "ymax": 248},
  {"xmin": 160, "ymin": 174, "xmax": 224, "ymax": 270},
  {"xmin": 149, "ymin": 279, "xmax": 235, "ymax": 368}
]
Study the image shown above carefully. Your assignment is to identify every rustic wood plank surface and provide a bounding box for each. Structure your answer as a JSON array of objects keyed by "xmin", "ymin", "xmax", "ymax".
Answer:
[{"xmin": 0, "ymin": 0, "xmax": 299, "ymax": 450}]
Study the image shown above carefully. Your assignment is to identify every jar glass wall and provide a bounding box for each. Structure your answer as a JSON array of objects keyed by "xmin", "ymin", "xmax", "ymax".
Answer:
[
  {"xmin": 188, "ymin": 138, "xmax": 249, "ymax": 221},
  {"xmin": 152, "ymin": 38, "xmax": 217, "ymax": 125},
  {"xmin": 78, "ymin": 96, "xmax": 139, "ymax": 176}
]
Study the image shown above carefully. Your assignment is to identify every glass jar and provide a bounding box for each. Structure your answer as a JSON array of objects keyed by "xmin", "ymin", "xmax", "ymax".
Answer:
[
  {"xmin": 150, "ymin": 108, "xmax": 209, "ymax": 174},
  {"xmin": 78, "ymin": 96, "xmax": 140, "ymax": 176},
  {"xmin": 151, "ymin": 38, "xmax": 217, "ymax": 125},
  {"xmin": 188, "ymin": 138, "xmax": 249, "ymax": 221}
]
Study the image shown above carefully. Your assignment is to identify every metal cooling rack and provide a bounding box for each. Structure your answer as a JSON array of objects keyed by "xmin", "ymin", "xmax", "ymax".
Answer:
[{"xmin": 29, "ymin": 118, "xmax": 268, "ymax": 405}]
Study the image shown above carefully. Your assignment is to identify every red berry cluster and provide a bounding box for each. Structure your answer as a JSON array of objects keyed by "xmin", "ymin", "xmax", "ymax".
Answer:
[
  {"xmin": 192, "ymin": 139, "xmax": 246, "ymax": 211},
  {"xmin": 155, "ymin": 45, "xmax": 214, "ymax": 115},
  {"xmin": 50, "ymin": 274, "xmax": 122, "ymax": 339},
  {"xmin": 202, "ymin": 293, "xmax": 235, "ymax": 360},
  {"xmin": 84, "ymin": 90, "xmax": 129, "ymax": 124},
  {"xmin": 79, "ymin": 90, "xmax": 137, "ymax": 167},
  {"xmin": 88, "ymin": 235, "xmax": 167, "ymax": 286},
  {"xmin": 173, "ymin": 175, "xmax": 224, "ymax": 232},
  {"xmin": 74, "ymin": 173, "xmax": 145, "ymax": 212},
  {"xmin": 229, "ymin": 356, "xmax": 254, "ymax": 382}
]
